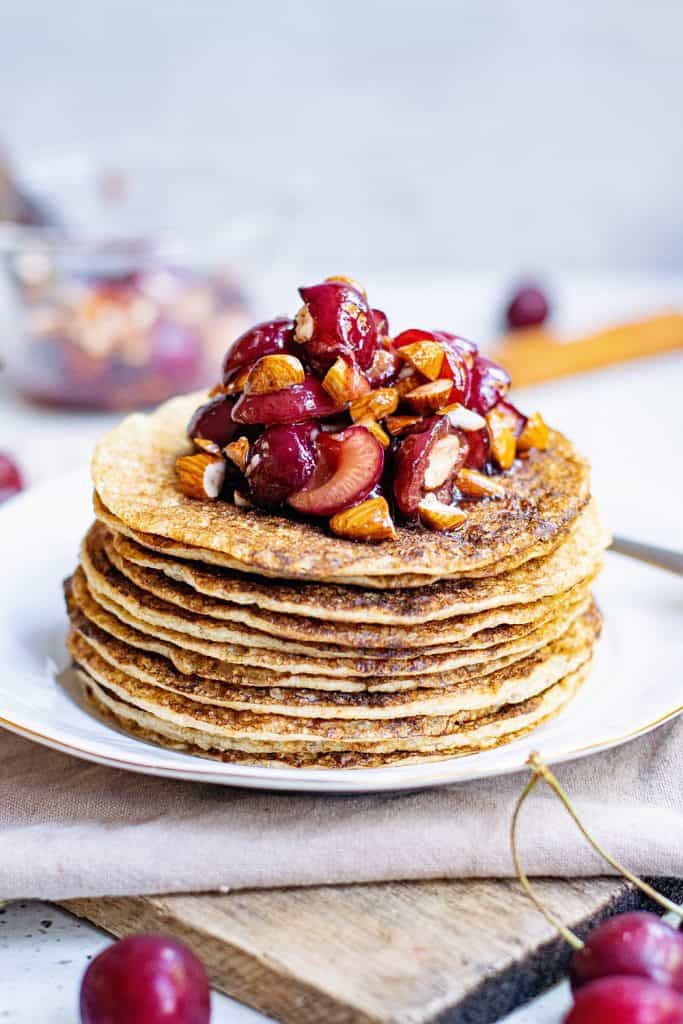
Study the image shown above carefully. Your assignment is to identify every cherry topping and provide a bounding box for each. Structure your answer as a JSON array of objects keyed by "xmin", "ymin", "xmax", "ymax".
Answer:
[
  {"xmin": 187, "ymin": 394, "xmax": 238, "ymax": 448},
  {"xmin": 222, "ymin": 318, "xmax": 296, "ymax": 384},
  {"xmin": 468, "ymin": 355, "xmax": 511, "ymax": 413},
  {"xmin": 393, "ymin": 416, "xmax": 467, "ymax": 519},
  {"xmin": 394, "ymin": 328, "xmax": 436, "ymax": 350},
  {"xmin": 433, "ymin": 330, "xmax": 478, "ymax": 360},
  {"xmin": 564, "ymin": 975, "xmax": 683, "ymax": 1024},
  {"xmin": 0, "ymin": 453, "xmax": 24, "ymax": 503},
  {"xmin": 440, "ymin": 346, "xmax": 471, "ymax": 404},
  {"xmin": 232, "ymin": 374, "xmax": 343, "ymax": 425},
  {"xmin": 288, "ymin": 425, "xmax": 384, "ymax": 517},
  {"xmin": 297, "ymin": 282, "xmax": 378, "ymax": 372},
  {"xmin": 495, "ymin": 398, "xmax": 527, "ymax": 438},
  {"xmin": 80, "ymin": 934, "xmax": 210, "ymax": 1024},
  {"xmin": 462, "ymin": 427, "xmax": 490, "ymax": 471},
  {"xmin": 371, "ymin": 308, "xmax": 390, "ymax": 336},
  {"xmin": 570, "ymin": 913, "xmax": 683, "ymax": 995},
  {"xmin": 506, "ymin": 284, "xmax": 550, "ymax": 330},
  {"xmin": 246, "ymin": 423, "xmax": 318, "ymax": 508}
]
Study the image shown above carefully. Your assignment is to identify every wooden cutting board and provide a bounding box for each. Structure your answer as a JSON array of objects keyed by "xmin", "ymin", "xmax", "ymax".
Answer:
[{"xmin": 62, "ymin": 877, "xmax": 681, "ymax": 1024}]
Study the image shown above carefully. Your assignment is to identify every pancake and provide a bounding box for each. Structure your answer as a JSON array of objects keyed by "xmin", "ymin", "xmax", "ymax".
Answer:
[
  {"xmin": 91, "ymin": 391, "xmax": 591, "ymax": 586},
  {"xmin": 77, "ymin": 662, "xmax": 591, "ymax": 767},
  {"xmin": 67, "ymin": 603, "xmax": 600, "ymax": 722}
]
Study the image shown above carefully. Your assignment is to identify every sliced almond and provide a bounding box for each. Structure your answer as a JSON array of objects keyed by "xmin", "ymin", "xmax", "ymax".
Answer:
[
  {"xmin": 192, "ymin": 436, "xmax": 221, "ymax": 456},
  {"xmin": 356, "ymin": 416, "xmax": 391, "ymax": 449},
  {"xmin": 404, "ymin": 379, "xmax": 452, "ymax": 415},
  {"xmin": 234, "ymin": 489, "xmax": 254, "ymax": 508},
  {"xmin": 322, "ymin": 357, "xmax": 369, "ymax": 404},
  {"xmin": 329, "ymin": 496, "xmax": 397, "ymax": 542},
  {"xmin": 349, "ymin": 386, "xmax": 399, "ymax": 422},
  {"xmin": 176, "ymin": 453, "xmax": 226, "ymax": 500},
  {"xmin": 208, "ymin": 382, "xmax": 229, "ymax": 398},
  {"xmin": 324, "ymin": 274, "xmax": 367, "ymax": 297},
  {"xmin": 418, "ymin": 493, "xmax": 468, "ymax": 532},
  {"xmin": 438, "ymin": 402, "xmax": 486, "ymax": 431},
  {"xmin": 486, "ymin": 408, "xmax": 516, "ymax": 470},
  {"xmin": 456, "ymin": 467, "xmax": 505, "ymax": 498},
  {"xmin": 385, "ymin": 415, "xmax": 422, "ymax": 436},
  {"xmin": 245, "ymin": 354, "xmax": 305, "ymax": 395},
  {"xmin": 294, "ymin": 304, "xmax": 314, "ymax": 343},
  {"xmin": 424, "ymin": 435, "xmax": 463, "ymax": 490},
  {"xmin": 398, "ymin": 341, "xmax": 444, "ymax": 381},
  {"xmin": 394, "ymin": 368, "xmax": 424, "ymax": 398},
  {"xmin": 517, "ymin": 410, "xmax": 550, "ymax": 452},
  {"xmin": 224, "ymin": 436, "xmax": 250, "ymax": 473},
  {"xmin": 222, "ymin": 366, "xmax": 251, "ymax": 395}
]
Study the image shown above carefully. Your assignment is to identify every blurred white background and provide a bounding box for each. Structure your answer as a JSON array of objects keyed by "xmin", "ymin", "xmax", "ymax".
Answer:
[{"xmin": 2, "ymin": 0, "xmax": 682, "ymax": 277}]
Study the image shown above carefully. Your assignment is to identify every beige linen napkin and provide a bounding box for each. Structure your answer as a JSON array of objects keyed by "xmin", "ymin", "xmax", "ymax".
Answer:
[{"xmin": 1, "ymin": 717, "xmax": 681, "ymax": 900}]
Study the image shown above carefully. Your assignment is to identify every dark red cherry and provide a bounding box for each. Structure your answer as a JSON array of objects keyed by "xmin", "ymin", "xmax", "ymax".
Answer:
[
  {"xmin": 495, "ymin": 398, "xmax": 527, "ymax": 438},
  {"xmin": 506, "ymin": 284, "xmax": 550, "ymax": 329},
  {"xmin": 440, "ymin": 347, "xmax": 471, "ymax": 404},
  {"xmin": 393, "ymin": 328, "xmax": 437, "ymax": 349},
  {"xmin": 187, "ymin": 394, "xmax": 238, "ymax": 447},
  {"xmin": 221, "ymin": 318, "xmax": 296, "ymax": 384},
  {"xmin": 297, "ymin": 282, "xmax": 378, "ymax": 372},
  {"xmin": 433, "ymin": 330, "xmax": 478, "ymax": 360},
  {"xmin": 564, "ymin": 976, "xmax": 683, "ymax": 1024},
  {"xmin": 232, "ymin": 375, "xmax": 343, "ymax": 425},
  {"xmin": 288, "ymin": 424, "xmax": 384, "ymax": 516},
  {"xmin": 372, "ymin": 308, "xmax": 390, "ymax": 336},
  {"xmin": 463, "ymin": 427, "xmax": 490, "ymax": 471},
  {"xmin": 393, "ymin": 417, "xmax": 467, "ymax": 519},
  {"xmin": 570, "ymin": 913, "xmax": 683, "ymax": 994},
  {"xmin": 468, "ymin": 355, "xmax": 511, "ymax": 413},
  {"xmin": 246, "ymin": 422, "xmax": 318, "ymax": 508},
  {"xmin": 79, "ymin": 934, "xmax": 210, "ymax": 1024},
  {"xmin": 0, "ymin": 453, "xmax": 24, "ymax": 503}
]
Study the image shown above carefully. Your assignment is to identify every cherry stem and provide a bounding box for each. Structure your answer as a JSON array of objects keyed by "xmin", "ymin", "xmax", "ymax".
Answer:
[
  {"xmin": 526, "ymin": 752, "xmax": 683, "ymax": 920},
  {"xmin": 510, "ymin": 766, "xmax": 585, "ymax": 950}
]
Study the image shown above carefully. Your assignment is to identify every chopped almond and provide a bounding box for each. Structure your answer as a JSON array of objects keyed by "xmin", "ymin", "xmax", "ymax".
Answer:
[
  {"xmin": 192, "ymin": 436, "xmax": 222, "ymax": 456},
  {"xmin": 224, "ymin": 436, "xmax": 250, "ymax": 473},
  {"xmin": 385, "ymin": 415, "xmax": 422, "ymax": 436},
  {"xmin": 222, "ymin": 367, "xmax": 250, "ymax": 395},
  {"xmin": 418, "ymin": 494, "xmax": 468, "ymax": 531},
  {"xmin": 486, "ymin": 408, "xmax": 516, "ymax": 470},
  {"xmin": 322, "ymin": 357, "xmax": 370, "ymax": 404},
  {"xmin": 324, "ymin": 274, "xmax": 367, "ymax": 297},
  {"xmin": 437, "ymin": 402, "xmax": 486, "ymax": 430},
  {"xmin": 424, "ymin": 435, "xmax": 463, "ymax": 490},
  {"xmin": 234, "ymin": 489, "xmax": 254, "ymax": 508},
  {"xmin": 456, "ymin": 467, "xmax": 505, "ymax": 498},
  {"xmin": 176, "ymin": 453, "xmax": 226, "ymax": 500},
  {"xmin": 395, "ymin": 369, "xmax": 424, "ymax": 398},
  {"xmin": 517, "ymin": 410, "xmax": 550, "ymax": 451},
  {"xmin": 356, "ymin": 416, "xmax": 391, "ymax": 448},
  {"xmin": 398, "ymin": 341, "xmax": 444, "ymax": 381},
  {"xmin": 349, "ymin": 386, "xmax": 399, "ymax": 421},
  {"xmin": 245, "ymin": 354, "xmax": 305, "ymax": 395},
  {"xmin": 208, "ymin": 382, "xmax": 229, "ymax": 398},
  {"xmin": 329, "ymin": 496, "xmax": 397, "ymax": 542},
  {"xmin": 404, "ymin": 379, "xmax": 452, "ymax": 415}
]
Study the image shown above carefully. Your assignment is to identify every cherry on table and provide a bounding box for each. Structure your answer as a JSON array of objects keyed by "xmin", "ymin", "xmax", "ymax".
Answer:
[
  {"xmin": 232, "ymin": 375, "xmax": 343, "ymax": 425},
  {"xmin": 79, "ymin": 933, "xmax": 210, "ymax": 1024},
  {"xmin": 288, "ymin": 424, "xmax": 384, "ymax": 517},
  {"xmin": 570, "ymin": 912, "xmax": 683, "ymax": 994},
  {"xmin": 0, "ymin": 453, "xmax": 24, "ymax": 503},
  {"xmin": 505, "ymin": 284, "xmax": 550, "ymax": 329},
  {"xmin": 246, "ymin": 422, "xmax": 318, "ymax": 508},
  {"xmin": 565, "ymin": 975, "xmax": 683, "ymax": 1023}
]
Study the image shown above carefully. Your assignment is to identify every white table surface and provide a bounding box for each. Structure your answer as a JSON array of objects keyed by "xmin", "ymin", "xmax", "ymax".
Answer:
[{"xmin": 1, "ymin": 272, "xmax": 681, "ymax": 1023}]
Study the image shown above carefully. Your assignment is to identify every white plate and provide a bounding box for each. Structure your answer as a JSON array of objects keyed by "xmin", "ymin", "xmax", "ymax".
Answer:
[{"xmin": 0, "ymin": 468, "xmax": 681, "ymax": 794}]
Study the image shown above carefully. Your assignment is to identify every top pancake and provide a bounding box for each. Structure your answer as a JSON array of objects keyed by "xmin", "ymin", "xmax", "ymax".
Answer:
[{"xmin": 91, "ymin": 391, "xmax": 591, "ymax": 586}]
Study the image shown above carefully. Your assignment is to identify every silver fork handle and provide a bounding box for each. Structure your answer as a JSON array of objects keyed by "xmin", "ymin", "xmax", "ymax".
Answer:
[{"xmin": 610, "ymin": 535, "xmax": 683, "ymax": 576}]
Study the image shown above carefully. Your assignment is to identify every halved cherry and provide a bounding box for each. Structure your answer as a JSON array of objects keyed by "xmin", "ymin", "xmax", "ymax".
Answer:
[
  {"xmin": 288, "ymin": 425, "xmax": 384, "ymax": 517},
  {"xmin": 232, "ymin": 375, "xmax": 344, "ymax": 425},
  {"xmin": 463, "ymin": 427, "xmax": 490, "ymax": 471},
  {"xmin": 246, "ymin": 423, "xmax": 318, "ymax": 508},
  {"xmin": 296, "ymin": 281, "xmax": 378, "ymax": 372},
  {"xmin": 221, "ymin": 318, "xmax": 296, "ymax": 384},
  {"xmin": 468, "ymin": 355, "xmax": 511, "ymax": 413},
  {"xmin": 187, "ymin": 394, "xmax": 238, "ymax": 447},
  {"xmin": 393, "ymin": 417, "xmax": 468, "ymax": 519},
  {"xmin": 495, "ymin": 398, "xmax": 527, "ymax": 437}
]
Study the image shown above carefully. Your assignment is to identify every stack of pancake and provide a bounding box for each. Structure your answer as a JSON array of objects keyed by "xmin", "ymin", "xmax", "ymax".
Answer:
[{"xmin": 65, "ymin": 392, "xmax": 609, "ymax": 770}]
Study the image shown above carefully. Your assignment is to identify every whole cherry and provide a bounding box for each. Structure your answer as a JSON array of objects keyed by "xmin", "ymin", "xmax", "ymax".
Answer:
[
  {"xmin": 564, "ymin": 975, "xmax": 683, "ymax": 1024},
  {"xmin": 295, "ymin": 281, "xmax": 378, "ymax": 372},
  {"xmin": 222, "ymin": 318, "xmax": 296, "ymax": 384},
  {"xmin": 246, "ymin": 422, "xmax": 318, "ymax": 508},
  {"xmin": 505, "ymin": 284, "xmax": 550, "ymax": 330},
  {"xmin": 570, "ymin": 913, "xmax": 683, "ymax": 994},
  {"xmin": 79, "ymin": 934, "xmax": 210, "ymax": 1024}
]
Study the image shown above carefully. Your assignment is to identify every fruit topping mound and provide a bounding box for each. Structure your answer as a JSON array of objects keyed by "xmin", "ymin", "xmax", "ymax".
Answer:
[{"xmin": 177, "ymin": 275, "xmax": 550, "ymax": 542}]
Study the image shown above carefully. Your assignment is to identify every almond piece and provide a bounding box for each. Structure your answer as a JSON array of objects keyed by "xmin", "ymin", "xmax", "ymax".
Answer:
[
  {"xmin": 424, "ymin": 434, "xmax": 463, "ymax": 490},
  {"xmin": 208, "ymin": 382, "xmax": 229, "ymax": 398},
  {"xmin": 193, "ymin": 436, "xmax": 222, "ymax": 456},
  {"xmin": 418, "ymin": 494, "xmax": 468, "ymax": 531},
  {"xmin": 234, "ymin": 489, "xmax": 254, "ymax": 508},
  {"xmin": 398, "ymin": 341, "xmax": 444, "ymax": 381},
  {"xmin": 404, "ymin": 379, "xmax": 452, "ymax": 415},
  {"xmin": 395, "ymin": 368, "xmax": 424, "ymax": 398},
  {"xmin": 517, "ymin": 410, "xmax": 550, "ymax": 452},
  {"xmin": 385, "ymin": 415, "xmax": 422, "ymax": 436},
  {"xmin": 294, "ymin": 305, "xmax": 313, "ymax": 343},
  {"xmin": 224, "ymin": 436, "xmax": 250, "ymax": 473},
  {"xmin": 486, "ymin": 408, "xmax": 516, "ymax": 470},
  {"xmin": 349, "ymin": 386, "xmax": 399, "ymax": 422},
  {"xmin": 324, "ymin": 274, "xmax": 367, "ymax": 297},
  {"xmin": 222, "ymin": 367, "xmax": 251, "ymax": 395},
  {"xmin": 176, "ymin": 453, "xmax": 226, "ymax": 500},
  {"xmin": 329, "ymin": 496, "xmax": 397, "ymax": 542},
  {"xmin": 322, "ymin": 357, "xmax": 370, "ymax": 404},
  {"xmin": 245, "ymin": 354, "xmax": 305, "ymax": 395},
  {"xmin": 456, "ymin": 467, "xmax": 505, "ymax": 498},
  {"xmin": 356, "ymin": 416, "xmax": 391, "ymax": 449},
  {"xmin": 438, "ymin": 402, "xmax": 486, "ymax": 431}
]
